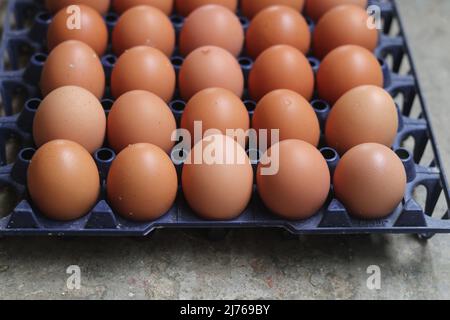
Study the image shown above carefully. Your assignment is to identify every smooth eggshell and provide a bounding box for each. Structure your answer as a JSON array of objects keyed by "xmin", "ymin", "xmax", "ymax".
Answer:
[
  {"xmin": 107, "ymin": 90, "xmax": 177, "ymax": 153},
  {"xmin": 182, "ymin": 134, "xmax": 253, "ymax": 220},
  {"xmin": 176, "ymin": 0, "xmax": 237, "ymax": 16},
  {"xmin": 246, "ymin": 5, "xmax": 310, "ymax": 59},
  {"xmin": 45, "ymin": 0, "xmax": 111, "ymax": 15},
  {"xmin": 179, "ymin": 46, "xmax": 244, "ymax": 101},
  {"xmin": 249, "ymin": 45, "xmax": 314, "ymax": 101},
  {"xmin": 112, "ymin": 5, "xmax": 175, "ymax": 57},
  {"xmin": 179, "ymin": 4, "xmax": 244, "ymax": 57},
  {"xmin": 326, "ymin": 85, "xmax": 398, "ymax": 155},
  {"xmin": 305, "ymin": 0, "xmax": 367, "ymax": 21},
  {"xmin": 316, "ymin": 45, "xmax": 383, "ymax": 104},
  {"xmin": 313, "ymin": 5, "xmax": 378, "ymax": 59},
  {"xmin": 333, "ymin": 143, "xmax": 407, "ymax": 219},
  {"xmin": 252, "ymin": 89, "xmax": 320, "ymax": 147},
  {"xmin": 181, "ymin": 88, "xmax": 250, "ymax": 146},
  {"xmin": 257, "ymin": 139, "xmax": 330, "ymax": 220},
  {"xmin": 47, "ymin": 5, "xmax": 108, "ymax": 56},
  {"xmin": 107, "ymin": 143, "xmax": 178, "ymax": 221},
  {"xmin": 28, "ymin": 140, "xmax": 100, "ymax": 221},
  {"xmin": 111, "ymin": 46, "xmax": 176, "ymax": 102},
  {"xmin": 33, "ymin": 86, "xmax": 106, "ymax": 154},
  {"xmin": 241, "ymin": 0, "xmax": 305, "ymax": 19},
  {"xmin": 113, "ymin": 0, "xmax": 174, "ymax": 15},
  {"xmin": 40, "ymin": 40, "xmax": 105, "ymax": 99}
]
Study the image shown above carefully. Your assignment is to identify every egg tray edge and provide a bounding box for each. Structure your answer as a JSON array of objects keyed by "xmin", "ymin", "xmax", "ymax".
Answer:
[{"xmin": 0, "ymin": 0, "xmax": 448, "ymax": 238}]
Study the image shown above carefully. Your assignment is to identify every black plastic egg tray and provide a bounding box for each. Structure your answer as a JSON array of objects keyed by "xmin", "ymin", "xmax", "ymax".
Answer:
[{"xmin": 0, "ymin": 0, "xmax": 449, "ymax": 238}]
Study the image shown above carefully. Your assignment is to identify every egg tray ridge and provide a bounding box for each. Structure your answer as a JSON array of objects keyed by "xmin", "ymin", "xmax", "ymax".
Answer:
[{"xmin": 0, "ymin": 0, "xmax": 448, "ymax": 238}]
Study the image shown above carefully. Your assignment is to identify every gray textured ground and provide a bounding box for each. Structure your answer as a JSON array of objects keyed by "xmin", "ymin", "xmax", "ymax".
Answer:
[{"xmin": 1, "ymin": 0, "xmax": 450, "ymax": 300}]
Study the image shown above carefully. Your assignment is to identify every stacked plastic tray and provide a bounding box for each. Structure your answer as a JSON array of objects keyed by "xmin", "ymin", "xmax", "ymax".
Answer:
[{"xmin": 0, "ymin": 0, "xmax": 449, "ymax": 238}]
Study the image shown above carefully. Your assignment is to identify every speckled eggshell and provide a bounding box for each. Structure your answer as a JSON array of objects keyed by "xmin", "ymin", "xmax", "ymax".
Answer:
[
  {"xmin": 111, "ymin": 46, "xmax": 176, "ymax": 102},
  {"xmin": 252, "ymin": 89, "xmax": 320, "ymax": 147},
  {"xmin": 333, "ymin": 143, "xmax": 407, "ymax": 219},
  {"xmin": 28, "ymin": 140, "xmax": 100, "ymax": 221},
  {"xmin": 107, "ymin": 90, "xmax": 177, "ymax": 153},
  {"xmin": 47, "ymin": 4, "xmax": 108, "ymax": 56},
  {"xmin": 179, "ymin": 4, "xmax": 244, "ymax": 57},
  {"xmin": 33, "ymin": 86, "xmax": 106, "ymax": 154},
  {"xmin": 112, "ymin": 5, "xmax": 175, "ymax": 57},
  {"xmin": 40, "ymin": 40, "xmax": 105, "ymax": 99},
  {"xmin": 179, "ymin": 46, "xmax": 244, "ymax": 101},
  {"xmin": 256, "ymin": 139, "xmax": 330, "ymax": 220},
  {"xmin": 249, "ymin": 45, "xmax": 314, "ymax": 101},
  {"xmin": 107, "ymin": 143, "xmax": 178, "ymax": 221},
  {"xmin": 246, "ymin": 5, "xmax": 310, "ymax": 59},
  {"xmin": 181, "ymin": 88, "xmax": 250, "ymax": 146}
]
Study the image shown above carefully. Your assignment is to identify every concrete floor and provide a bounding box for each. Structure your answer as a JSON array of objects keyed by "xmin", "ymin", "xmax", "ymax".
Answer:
[{"xmin": 1, "ymin": 0, "xmax": 450, "ymax": 300}]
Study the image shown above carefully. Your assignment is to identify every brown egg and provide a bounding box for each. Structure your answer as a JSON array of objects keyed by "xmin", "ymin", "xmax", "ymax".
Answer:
[
  {"xmin": 333, "ymin": 143, "xmax": 407, "ymax": 219},
  {"xmin": 326, "ymin": 85, "xmax": 398, "ymax": 155},
  {"xmin": 252, "ymin": 89, "xmax": 320, "ymax": 147},
  {"xmin": 316, "ymin": 45, "xmax": 383, "ymax": 104},
  {"xmin": 112, "ymin": 5, "xmax": 175, "ymax": 57},
  {"xmin": 107, "ymin": 90, "xmax": 176, "ymax": 153},
  {"xmin": 179, "ymin": 46, "xmax": 244, "ymax": 101},
  {"xmin": 179, "ymin": 5, "xmax": 244, "ymax": 57},
  {"xmin": 40, "ymin": 40, "xmax": 105, "ymax": 99},
  {"xmin": 47, "ymin": 5, "xmax": 108, "ymax": 56},
  {"xmin": 313, "ymin": 5, "xmax": 378, "ymax": 59},
  {"xmin": 111, "ymin": 46, "xmax": 175, "ymax": 102},
  {"xmin": 241, "ymin": 0, "xmax": 305, "ymax": 19},
  {"xmin": 107, "ymin": 143, "xmax": 178, "ymax": 221},
  {"xmin": 182, "ymin": 134, "xmax": 253, "ymax": 220},
  {"xmin": 246, "ymin": 6, "xmax": 310, "ymax": 59},
  {"xmin": 176, "ymin": 0, "xmax": 237, "ymax": 16},
  {"xmin": 28, "ymin": 140, "xmax": 100, "ymax": 221},
  {"xmin": 181, "ymin": 88, "xmax": 249, "ymax": 146},
  {"xmin": 249, "ymin": 45, "xmax": 314, "ymax": 101},
  {"xmin": 305, "ymin": 0, "xmax": 367, "ymax": 21},
  {"xmin": 45, "ymin": 0, "xmax": 111, "ymax": 15},
  {"xmin": 257, "ymin": 139, "xmax": 330, "ymax": 220},
  {"xmin": 113, "ymin": 0, "xmax": 174, "ymax": 15},
  {"xmin": 33, "ymin": 86, "xmax": 106, "ymax": 154}
]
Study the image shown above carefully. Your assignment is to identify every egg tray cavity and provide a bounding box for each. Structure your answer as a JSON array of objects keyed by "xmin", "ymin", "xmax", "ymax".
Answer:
[{"xmin": 0, "ymin": 0, "xmax": 449, "ymax": 238}]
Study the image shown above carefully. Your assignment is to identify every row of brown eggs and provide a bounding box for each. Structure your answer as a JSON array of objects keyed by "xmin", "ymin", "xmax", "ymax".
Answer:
[
  {"xmin": 44, "ymin": 0, "xmax": 367, "ymax": 19},
  {"xmin": 28, "ymin": 0, "xmax": 407, "ymax": 223},
  {"xmin": 38, "ymin": 39, "xmax": 393, "ymax": 154},
  {"xmin": 30, "ymin": 85, "xmax": 405, "ymax": 223},
  {"xmin": 46, "ymin": 0, "xmax": 376, "ymax": 59},
  {"xmin": 43, "ymin": 0, "xmax": 382, "ymax": 108},
  {"xmin": 29, "ymin": 136, "xmax": 406, "ymax": 223},
  {"xmin": 29, "ymin": 136, "xmax": 328, "ymax": 222},
  {"xmin": 40, "ymin": 39, "xmax": 385, "ymax": 114},
  {"xmin": 46, "ymin": 1, "xmax": 376, "ymax": 68},
  {"xmin": 34, "ymin": 80, "xmax": 399, "ymax": 166}
]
